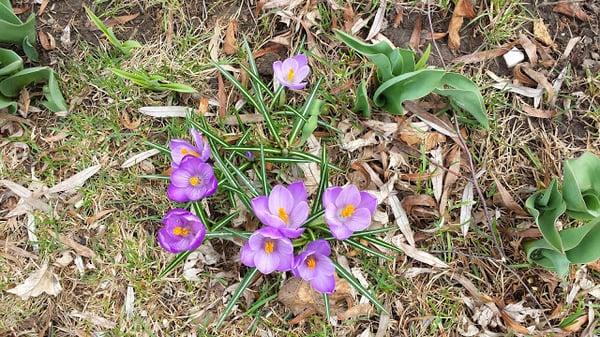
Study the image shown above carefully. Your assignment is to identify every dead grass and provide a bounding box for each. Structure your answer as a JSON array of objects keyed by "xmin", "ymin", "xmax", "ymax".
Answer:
[{"xmin": 1, "ymin": 0, "xmax": 599, "ymax": 336}]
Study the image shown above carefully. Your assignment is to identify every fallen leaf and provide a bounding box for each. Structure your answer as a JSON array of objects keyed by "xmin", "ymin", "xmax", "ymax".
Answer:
[
  {"xmin": 7, "ymin": 262, "xmax": 62, "ymax": 299},
  {"xmin": 552, "ymin": 3, "xmax": 590, "ymax": 21},
  {"xmin": 125, "ymin": 285, "xmax": 135, "ymax": 318},
  {"xmin": 423, "ymin": 32, "xmax": 448, "ymax": 41},
  {"xmin": 430, "ymin": 148, "xmax": 443, "ymax": 202},
  {"xmin": 85, "ymin": 209, "xmax": 115, "ymax": 226},
  {"xmin": 208, "ymin": 21, "xmax": 222, "ymax": 62},
  {"xmin": 409, "ymin": 16, "xmax": 422, "ymax": 50},
  {"xmin": 58, "ymin": 234, "xmax": 96, "ymax": 258},
  {"xmin": 121, "ymin": 110, "xmax": 141, "ymax": 130},
  {"xmin": 521, "ymin": 104, "xmax": 555, "ymax": 119},
  {"xmin": 533, "ymin": 19, "xmax": 553, "ymax": 46},
  {"xmin": 338, "ymin": 303, "xmax": 373, "ymax": 320},
  {"xmin": 487, "ymin": 70, "xmax": 544, "ymax": 99},
  {"xmin": 278, "ymin": 277, "xmax": 354, "ymax": 319},
  {"xmin": 60, "ymin": 25, "xmax": 72, "ymax": 49},
  {"xmin": 492, "ymin": 177, "xmax": 528, "ymax": 216},
  {"xmin": 298, "ymin": 136, "xmax": 321, "ymax": 194},
  {"xmin": 561, "ymin": 36, "xmax": 581, "ymax": 60},
  {"xmin": 404, "ymin": 101, "xmax": 457, "ymax": 138},
  {"xmin": 391, "ymin": 236, "xmax": 449, "ymax": 268},
  {"xmin": 105, "ymin": 13, "xmax": 140, "ymax": 27},
  {"xmin": 460, "ymin": 181, "xmax": 474, "ymax": 237},
  {"xmin": 223, "ymin": 19, "xmax": 238, "ymax": 55},
  {"xmin": 392, "ymin": 4, "xmax": 404, "ymax": 28},
  {"xmin": 401, "ymin": 195, "xmax": 438, "ymax": 218},
  {"xmin": 38, "ymin": 31, "xmax": 55, "ymax": 50},
  {"xmin": 48, "ymin": 164, "xmax": 102, "ymax": 194},
  {"xmin": 452, "ymin": 42, "xmax": 516, "ymax": 64},
  {"xmin": 12, "ymin": 6, "xmax": 29, "ymax": 14},
  {"xmin": 121, "ymin": 149, "xmax": 160, "ymax": 169},
  {"xmin": 447, "ymin": 0, "xmax": 476, "ymax": 51},
  {"xmin": 217, "ymin": 72, "xmax": 227, "ymax": 117},
  {"xmin": 440, "ymin": 146, "xmax": 461, "ymax": 215},
  {"xmin": 366, "ymin": 0, "xmax": 387, "ymax": 41},
  {"xmin": 518, "ymin": 34, "xmax": 537, "ymax": 64},
  {"xmin": 513, "ymin": 64, "xmax": 537, "ymax": 87},
  {"xmin": 139, "ymin": 106, "xmax": 188, "ymax": 118},
  {"xmin": 38, "ymin": 0, "xmax": 49, "ymax": 15},
  {"xmin": 388, "ymin": 195, "xmax": 414, "ymax": 246},
  {"xmin": 343, "ymin": 5, "xmax": 356, "ymax": 31},
  {"xmin": 520, "ymin": 64, "xmax": 555, "ymax": 102},
  {"xmin": 70, "ymin": 311, "xmax": 116, "ymax": 329}
]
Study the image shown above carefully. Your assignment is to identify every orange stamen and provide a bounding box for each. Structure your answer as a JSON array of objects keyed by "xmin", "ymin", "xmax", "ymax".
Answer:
[
  {"xmin": 173, "ymin": 226, "xmax": 190, "ymax": 236},
  {"xmin": 340, "ymin": 204, "xmax": 356, "ymax": 218}
]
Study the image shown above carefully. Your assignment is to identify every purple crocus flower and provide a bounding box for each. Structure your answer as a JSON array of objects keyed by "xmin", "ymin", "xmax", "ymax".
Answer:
[
  {"xmin": 323, "ymin": 185, "xmax": 377, "ymax": 240},
  {"xmin": 251, "ymin": 181, "xmax": 309, "ymax": 238},
  {"xmin": 167, "ymin": 156, "xmax": 218, "ymax": 202},
  {"xmin": 169, "ymin": 129, "xmax": 211, "ymax": 168},
  {"xmin": 240, "ymin": 226, "xmax": 294, "ymax": 274},
  {"xmin": 272, "ymin": 54, "xmax": 310, "ymax": 90},
  {"xmin": 292, "ymin": 240, "xmax": 335, "ymax": 293},
  {"xmin": 157, "ymin": 208, "xmax": 207, "ymax": 253}
]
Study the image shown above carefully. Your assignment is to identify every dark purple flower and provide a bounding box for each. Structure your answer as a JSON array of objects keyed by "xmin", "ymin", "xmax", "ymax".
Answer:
[
  {"xmin": 167, "ymin": 156, "xmax": 218, "ymax": 202},
  {"xmin": 169, "ymin": 129, "xmax": 211, "ymax": 168},
  {"xmin": 272, "ymin": 54, "xmax": 310, "ymax": 90},
  {"xmin": 157, "ymin": 208, "xmax": 206, "ymax": 253},
  {"xmin": 251, "ymin": 181, "xmax": 309, "ymax": 238},
  {"xmin": 292, "ymin": 240, "xmax": 335, "ymax": 293},
  {"xmin": 240, "ymin": 226, "xmax": 294, "ymax": 274},
  {"xmin": 323, "ymin": 185, "xmax": 377, "ymax": 240}
]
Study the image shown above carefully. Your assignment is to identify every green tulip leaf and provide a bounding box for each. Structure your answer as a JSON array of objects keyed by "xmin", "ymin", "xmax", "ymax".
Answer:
[
  {"xmin": 563, "ymin": 152, "xmax": 600, "ymax": 220},
  {"xmin": 0, "ymin": 65, "xmax": 68, "ymax": 113},
  {"xmin": 0, "ymin": 94, "xmax": 17, "ymax": 113},
  {"xmin": 525, "ymin": 179, "xmax": 566, "ymax": 253},
  {"xmin": 0, "ymin": 48, "xmax": 23, "ymax": 76},
  {"xmin": 353, "ymin": 80, "xmax": 371, "ymax": 118},
  {"xmin": 0, "ymin": 2, "xmax": 38, "ymax": 61},
  {"xmin": 434, "ymin": 73, "xmax": 488, "ymax": 129}
]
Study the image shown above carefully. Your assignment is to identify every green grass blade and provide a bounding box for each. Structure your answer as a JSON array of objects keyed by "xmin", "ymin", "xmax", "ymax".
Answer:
[
  {"xmin": 213, "ymin": 62, "xmax": 260, "ymax": 109},
  {"xmin": 222, "ymin": 155, "xmax": 259, "ymax": 197},
  {"xmin": 361, "ymin": 236, "xmax": 403, "ymax": 254},
  {"xmin": 215, "ymin": 268, "xmax": 259, "ymax": 328},
  {"xmin": 288, "ymin": 78, "xmax": 322, "ymax": 145},
  {"xmin": 311, "ymin": 146, "xmax": 328, "ymax": 214},
  {"xmin": 346, "ymin": 238, "xmax": 393, "ymax": 261},
  {"xmin": 143, "ymin": 140, "xmax": 170, "ymax": 155},
  {"xmin": 323, "ymin": 294, "xmax": 331, "ymax": 322},
  {"xmin": 239, "ymin": 63, "xmax": 273, "ymax": 97},
  {"xmin": 138, "ymin": 174, "xmax": 169, "ymax": 180},
  {"xmin": 332, "ymin": 261, "xmax": 387, "ymax": 314},
  {"xmin": 259, "ymin": 145, "xmax": 270, "ymax": 195},
  {"xmin": 159, "ymin": 251, "xmax": 192, "ymax": 278},
  {"xmin": 212, "ymin": 212, "xmax": 239, "ymax": 232}
]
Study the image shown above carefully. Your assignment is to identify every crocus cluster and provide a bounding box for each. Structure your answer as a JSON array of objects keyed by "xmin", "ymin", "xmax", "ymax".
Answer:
[
  {"xmin": 157, "ymin": 129, "xmax": 218, "ymax": 253},
  {"xmin": 240, "ymin": 181, "xmax": 377, "ymax": 294}
]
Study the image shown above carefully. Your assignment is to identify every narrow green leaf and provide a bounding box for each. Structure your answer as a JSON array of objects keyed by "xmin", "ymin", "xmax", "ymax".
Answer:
[
  {"xmin": 159, "ymin": 251, "xmax": 192, "ymax": 278},
  {"xmin": 311, "ymin": 146, "xmax": 328, "ymax": 214},
  {"xmin": 332, "ymin": 261, "xmax": 387, "ymax": 314},
  {"xmin": 353, "ymin": 80, "xmax": 371, "ymax": 117},
  {"xmin": 346, "ymin": 238, "xmax": 393, "ymax": 261},
  {"xmin": 323, "ymin": 294, "xmax": 331, "ymax": 322},
  {"xmin": 289, "ymin": 78, "xmax": 323, "ymax": 146},
  {"xmin": 415, "ymin": 44, "xmax": 431, "ymax": 70},
  {"xmin": 211, "ymin": 212, "xmax": 239, "ymax": 232},
  {"xmin": 215, "ymin": 268, "xmax": 259, "ymax": 328},
  {"xmin": 259, "ymin": 145, "xmax": 269, "ymax": 195}
]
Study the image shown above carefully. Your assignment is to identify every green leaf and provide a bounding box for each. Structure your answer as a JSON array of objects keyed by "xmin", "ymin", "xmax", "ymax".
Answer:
[
  {"xmin": 215, "ymin": 268, "xmax": 259, "ymax": 328},
  {"xmin": 0, "ymin": 66, "xmax": 68, "ymax": 113},
  {"xmin": 0, "ymin": 48, "xmax": 23, "ymax": 76},
  {"xmin": 435, "ymin": 73, "xmax": 488, "ymax": 128},
  {"xmin": 353, "ymin": 80, "xmax": 371, "ymax": 118},
  {"xmin": 311, "ymin": 145, "xmax": 329, "ymax": 214},
  {"xmin": 562, "ymin": 152, "xmax": 600, "ymax": 220},
  {"xmin": 373, "ymin": 69, "xmax": 446, "ymax": 114},
  {"xmin": 525, "ymin": 179, "xmax": 566, "ymax": 253},
  {"xmin": 300, "ymin": 99, "xmax": 324, "ymax": 145},
  {"xmin": 334, "ymin": 29, "xmax": 394, "ymax": 56},
  {"xmin": 111, "ymin": 68, "xmax": 196, "ymax": 93},
  {"xmin": 159, "ymin": 251, "xmax": 192, "ymax": 278},
  {"xmin": 346, "ymin": 238, "xmax": 394, "ymax": 261},
  {"xmin": 289, "ymin": 78, "xmax": 323, "ymax": 146},
  {"xmin": 0, "ymin": 94, "xmax": 16, "ymax": 113},
  {"xmin": 332, "ymin": 260, "xmax": 387, "ymax": 314},
  {"xmin": 323, "ymin": 294, "xmax": 331, "ymax": 322},
  {"xmin": 415, "ymin": 44, "xmax": 431, "ymax": 70},
  {"xmin": 84, "ymin": 5, "xmax": 140, "ymax": 56},
  {"xmin": 565, "ymin": 217, "xmax": 600, "ymax": 264},
  {"xmin": 259, "ymin": 145, "xmax": 269, "ymax": 195}
]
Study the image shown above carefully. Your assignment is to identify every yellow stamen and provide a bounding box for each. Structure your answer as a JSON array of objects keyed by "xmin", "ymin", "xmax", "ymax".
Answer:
[
  {"xmin": 278, "ymin": 207, "xmax": 289, "ymax": 224},
  {"xmin": 180, "ymin": 148, "xmax": 200, "ymax": 158},
  {"xmin": 264, "ymin": 240, "xmax": 275, "ymax": 254},
  {"xmin": 173, "ymin": 226, "xmax": 190, "ymax": 236},
  {"xmin": 189, "ymin": 176, "xmax": 201, "ymax": 186},
  {"xmin": 286, "ymin": 68, "xmax": 295, "ymax": 81},
  {"xmin": 306, "ymin": 256, "xmax": 316, "ymax": 269},
  {"xmin": 340, "ymin": 204, "xmax": 356, "ymax": 218}
]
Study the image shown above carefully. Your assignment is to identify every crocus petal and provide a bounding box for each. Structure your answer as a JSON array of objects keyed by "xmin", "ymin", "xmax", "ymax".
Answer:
[
  {"xmin": 287, "ymin": 181, "xmax": 308, "ymax": 204},
  {"xmin": 314, "ymin": 254, "xmax": 335, "ymax": 275},
  {"xmin": 329, "ymin": 222, "xmax": 353, "ymax": 240},
  {"xmin": 310, "ymin": 273, "xmax": 335, "ymax": 294},
  {"xmin": 324, "ymin": 205, "xmax": 343, "ymax": 227},
  {"xmin": 344, "ymin": 207, "xmax": 372, "ymax": 231},
  {"xmin": 240, "ymin": 242, "xmax": 256, "ymax": 267},
  {"xmin": 251, "ymin": 196, "xmax": 271, "ymax": 222},
  {"xmin": 288, "ymin": 202, "xmax": 309, "ymax": 228},
  {"xmin": 274, "ymin": 236, "xmax": 294, "ymax": 255},
  {"xmin": 170, "ymin": 169, "xmax": 193, "ymax": 187},
  {"xmin": 190, "ymin": 129, "xmax": 211, "ymax": 161},
  {"xmin": 335, "ymin": 185, "xmax": 361, "ymax": 208},
  {"xmin": 296, "ymin": 256, "xmax": 317, "ymax": 281},
  {"xmin": 167, "ymin": 184, "xmax": 190, "ymax": 203},
  {"xmin": 286, "ymin": 82, "xmax": 307, "ymax": 90},
  {"xmin": 157, "ymin": 229, "xmax": 178, "ymax": 253},
  {"xmin": 186, "ymin": 186, "xmax": 207, "ymax": 201},
  {"xmin": 282, "ymin": 58, "xmax": 299, "ymax": 73},
  {"xmin": 248, "ymin": 231, "xmax": 266, "ymax": 251},
  {"xmin": 279, "ymin": 227, "xmax": 304, "ymax": 239},
  {"xmin": 293, "ymin": 66, "xmax": 310, "ymax": 83},
  {"xmin": 254, "ymin": 250, "xmax": 280, "ymax": 274},
  {"xmin": 204, "ymin": 176, "xmax": 218, "ymax": 197},
  {"xmin": 169, "ymin": 139, "xmax": 196, "ymax": 165},
  {"xmin": 322, "ymin": 187, "xmax": 342, "ymax": 207},
  {"xmin": 276, "ymin": 250, "xmax": 293, "ymax": 272},
  {"xmin": 292, "ymin": 54, "xmax": 308, "ymax": 68},
  {"xmin": 305, "ymin": 239, "xmax": 331, "ymax": 257},
  {"xmin": 358, "ymin": 191, "xmax": 378, "ymax": 215},
  {"xmin": 268, "ymin": 185, "xmax": 294, "ymax": 215},
  {"xmin": 272, "ymin": 61, "xmax": 283, "ymax": 77}
]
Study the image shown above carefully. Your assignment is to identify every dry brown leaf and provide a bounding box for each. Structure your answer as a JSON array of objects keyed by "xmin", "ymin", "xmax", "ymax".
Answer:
[
  {"xmin": 38, "ymin": 31, "xmax": 56, "ymax": 51},
  {"xmin": 518, "ymin": 34, "xmax": 537, "ymax": 64},
  {"xmin": 48, "ymin": 164, "xmax": 101, "ymax": 194},
  {"xmin": 343, "ymin": 5, "xmax": 356, "ymax": 31},
  {"xmin": 208, "ymin": 21, "xmax": 222, "ymax": 62},
  {"xmin": 38, "ymin": 0, "xmax": 49, "ymax": 15},
  {"xmin": 217, "ymin": 72, "xmax": 227, "ymax": 117},
  {"xmin": 70, "ymin": 311, "xmax": 116, "ymax": 329},
  {"xmin": 521, "ymin": 104, "xmax": 555, "ymax": 119},
  {"xmin": 552, "ymin": 3, "xmax": 590, "ymax": 21},
  {"xmin": 520, "ymin": 64, "xmax": 555, "ymax": 102},
  {"xmin": 58, "ymin": 234, "xmax": 96, "ymax": 258},
  {"xmin": 393, "ymin": 4, "xmax": 404, "ymax": 28},
  {"xmin": 513, "ymin": 64, "xmax": 537, "ymax": 87},
  {"xmin": 493, "ymin": 177, "xmax": 528, "ymax": 216},
  {"xmin": 424, "ymin": 32, "xmax": 447, "ymax": 41},
  {"xmin": 440, "ymin": 146, "xmax": 461, "ymax": 215},
  {"xmin": 7, "ymin": 262, "xmax": 62, "ymax": 300},
  {"xmin": 401, "ymin": 195, "xmax": 437, "ymax": 217},
  {"xmin": 121, "ymin": 149, "xmax": 160, "ymax": 169},
  {"xmin": 388, "ymin": 195, "xmax": 415, "ymax": 246},
  {"xmin": 12, "ymin": 6, "xmax": 29, "ymax": 14},
  {"xmin": 452, "ymin": 42, "xmax": 516, "ymax": 64},
  {"xmin": 108, "ymin": 13, "xmax": 139, "ymax": 27},
  {"xmin": 500, "ymin": 310, "xmax": 530, "ymax": 335},
  {"xmin": 430, "ymin": 148, "xmax": 444, "ymax": 202},
  {"xmin": 121, "ymin": 111, "xmax": 141, "ymax": 130},
  {"xmin": 447, "ymin": 0, "xmax": 475, "ymax": 51},
  {"xmin": 338, "ymin": 303, "xmax": 373, "ymax": 320},
  {"xmin": 391, "ymin": 236, "xmax": 449, "ymax": 268},
  {"xmin": 460, "ymin": 181, "xmax": 474, "ymax": 236},
  {"xmin": 409, "ymin": 16, "xmax": 422, "ymax": 50},
  {"xmin": 533, "ymin": 19, "xmax": 554, "ymax": 46},
  {"xmin": 454, "ymin": 0, "xmax": 476, "ymax": 18},
  {"xmin": 223, "ymin": 20, "xmax": 238, "ymax": 55},
  {"xmin": 366, "ymin": 0, "xmax": 387, "ymax": 40},
  {"xmin": 278, "ymin": 277, "xmax": 354, "ymax": 319}
]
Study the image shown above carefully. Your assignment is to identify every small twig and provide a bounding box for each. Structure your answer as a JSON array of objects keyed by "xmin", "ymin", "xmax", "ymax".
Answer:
[
  {"xmin": 452, "ymin": 116, "xmax": 507, "ymax": 261},
  {"xmin": 426, "ymin": 1, "xmax": 446, "ymax": 68},
  {"xmin": 539, "ymin": 0, "xmax": 586, "ymax": 5}
]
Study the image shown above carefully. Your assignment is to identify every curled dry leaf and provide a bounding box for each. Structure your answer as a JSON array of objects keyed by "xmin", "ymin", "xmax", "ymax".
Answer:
[
  {"xmin": 391, "ymin": 236, "xmax": 449, "ymax": 268},
  {"xmin": 440, "ymin": 146, "xmax": 461, "ymax": 215},
  {"xmin": 453, "ymin": 42, "xmax": 516, "ymax": 64},
  {"xmin": 533, "ymin": 19, "xmax": 554, "ymax": 47},
  {"xmin": 223, "ymin": 19, "xmax": 238, "ymax": 55},
  {"xmin": 121, "ymin": 110, "xmax": 141, "ymax": 130},
  {"xmin": 460, "ymin": 181, "xmax": 474, "ymax": 237},
  {"xmin": 70, "ymin": 311, "xmax": 116, "ymax": 329},
  {"xmin": 278, "ymin": 277, "xmax": 355, "ymax": 319},
  {"xmin": 38, "ymin": 31, "xmax": 56, "ymax": 50},
  {"xmin": 409, "ymin": 16, "xmax": 422, "ymax": 51},
  {"xmin": 121, "ymin": 149, "xmax": 160, "ymax": 169},
  {"xmin": 105, "ymin": 13, "xmax": 140, "ymax": 27},
  {"xmin": 388, "ymin": 195, "xmax": 414, "ymax": 246},
  {"xmin": 208, "ymin": 21, "xmax": 223, "ymax": 62},
  {"xmin": 7, "ymin": 262, "xmax": 62, "ymax": 300},
  {"xmin": 48, "ymin": 164, "xmax": 101, "ymax": 194},
  {"xmin": 298, "ymin": 135, "xmax": 321, "ymax": 194},
  {"xmin": 492, "ymin": 177, "xmax": 528, "ymax": 216},
  {"xmin": 139, "ymin": 106, "xmax": 188, "ymax": 118},
  {"xmin": 447, "ymin": 0, "xmax": 476, "ymax": 51},
  {"xmin": 521, "ymin": 104, "xmax": 555, "ymax": 119},
  {"xmin": 518, "ymin": 34, "xmax": 537, "ymax": 64},
  {"xmin": 401, "ymin": 195, "xmax": 438, "ymax": 218},
  {"xmin": 217, "ymin": 72, "xmax": 227, "ymax": 117},
  {"xmin": 513, "ymin": 64, "xmax": 537, "ymax": 87},
  {"xmin": 552, "ymin": 3, "xmax": 590, "ymax": 21},
  {"xmin": 487, "ymin": 71, "xmax": 544, "ymax": 99},
  {"xmin": 58, "ymin": 234, "xmax": 96, "ymax": 258},
  {"xmin": 520, "ymin": 64, "xmax": 555, "ymax": 102}
]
